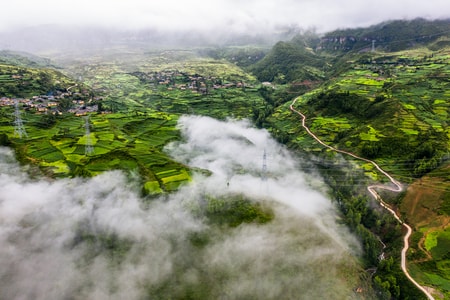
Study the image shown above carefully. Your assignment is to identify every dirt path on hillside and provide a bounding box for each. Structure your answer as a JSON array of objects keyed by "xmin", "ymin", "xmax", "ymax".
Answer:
[
  {"xmin": 410, "ymin": 189, "xmax": 422, "ymax": 216},
  {"xmin": 289, "ymin": 97, "xmax": 435, "ymax": 300}
]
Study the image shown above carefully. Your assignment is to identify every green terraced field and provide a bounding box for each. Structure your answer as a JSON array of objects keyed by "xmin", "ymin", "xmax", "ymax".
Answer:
[{"xmin": 0, "ymin": 109, "xmax": 192, "ymax": 192}]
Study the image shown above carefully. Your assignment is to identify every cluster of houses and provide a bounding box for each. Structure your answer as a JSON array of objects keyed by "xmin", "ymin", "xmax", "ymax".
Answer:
[
  {"xmin": 0, "ymin": 92, "xmax": 100, "ymax": 116},
  {"xmin": 1, "ymin": 69, "xmax": 254, "ymax": 116},
  {"xmin": 133, "ymin": 70, "xmax": 249, "ymax": 94}
]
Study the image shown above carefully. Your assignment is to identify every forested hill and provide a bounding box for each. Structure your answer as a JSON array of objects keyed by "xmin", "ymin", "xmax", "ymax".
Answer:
[
  {"xmin": 247, "ymin": 18, "xmax": 450, "ymax": 90},
  {"xmin": 248, "ymin": 38, "xmax": 327, "ymax": 84},
  {"xmin": 318, "ymin": 18, "xmax": 450, "ymax": 53}
]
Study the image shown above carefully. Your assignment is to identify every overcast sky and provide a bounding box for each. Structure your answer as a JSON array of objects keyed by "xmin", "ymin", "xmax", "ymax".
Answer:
[{"xmin": 2, "ymin": 0, "xmax": 449, "ymax": 33}]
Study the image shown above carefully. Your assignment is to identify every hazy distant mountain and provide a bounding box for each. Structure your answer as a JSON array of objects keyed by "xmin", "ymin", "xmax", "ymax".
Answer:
[
  {"xmin": 0, "ymin": 24, "xmax": 303, "ymax": 54},
  {"xmin": 318, "ymin": 18, "xmax": 450, "ymax": 52},
  {"xmin": 0, "ymin": 50, "xmax": 54, "ymax": 68}
]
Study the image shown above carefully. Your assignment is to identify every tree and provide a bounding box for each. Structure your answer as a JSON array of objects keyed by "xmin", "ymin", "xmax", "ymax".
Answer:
[
  {"xmin": 36, "ymin": 113, "xmax": 57, "ymax": 129},
  {"xmin": 58, "ymin": 98, "xmax": 73, "ymax": 112},
  {"xmin": 37, "ymin": 71, "xmax": 52, "ymax": 87},
  {"xmin": 0, "ymin": 133, "xmax": 11, "ymax": 146},
  {"xmin": 373, "ymin": 276, "xmax": 392, "ymax": 300}
]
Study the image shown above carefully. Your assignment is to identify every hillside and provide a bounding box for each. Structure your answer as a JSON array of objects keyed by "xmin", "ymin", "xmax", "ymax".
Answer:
[
  {"xmin": 0, "ymin": 56, "xmax": 82, "ymax": 98},
  {"xmin": 249, "ymin": 35, "xmax": 328, "ymax": 85},
  {"xmin": 0, "ymin": 50, "xmax": 55, "ymax": 68},
  {"xmin": 247, "ymin": 19, "xmax": 450, "ymax": 89},
  {"xmin": 262, "ymin": 35, "xmax": 450, "ymax": 299},
  {"xmin": 318, "ymin": 18, "xmax": 450, "ymax": 53},
  {"xmin": 299, "ymin": 48, "xmax": 448, "ymax": 177}
]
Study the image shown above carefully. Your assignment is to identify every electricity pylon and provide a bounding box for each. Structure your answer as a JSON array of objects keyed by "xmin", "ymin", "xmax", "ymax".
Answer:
[
  {"xmin": 13, "ymin": 100, "xmax": 28, "ymax": 138},
  {"xmin": 84, "ymin": 116, "xmax": 94, "ymax": 155},
  {"xmin": 261, "ymin": 148, "xmax": 267, "ymax": 181}
]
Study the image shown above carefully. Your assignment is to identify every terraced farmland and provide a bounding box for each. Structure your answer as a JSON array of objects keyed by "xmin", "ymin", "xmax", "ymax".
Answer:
[
  {"xmin": 278, "ymin": 46, "xmax": 450, "ymax": 299},
  {"xmin": 0, "ymin": 108, "xmax": 191, "ymax": 194},
  {"xmin": 0, "ymin": 51, "xmax": 268, "ymax": 195}
]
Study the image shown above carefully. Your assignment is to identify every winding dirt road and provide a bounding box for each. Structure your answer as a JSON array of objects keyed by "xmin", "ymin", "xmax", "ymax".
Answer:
[{"xmin": 289, "ymin": 97, "xmax": 434, "ymax": 300}]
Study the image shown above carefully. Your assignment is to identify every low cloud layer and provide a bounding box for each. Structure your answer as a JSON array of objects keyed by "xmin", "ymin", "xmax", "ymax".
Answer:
[
  {"xmin": 0, "ymin": 116, "xmax": 366, "ymax": 299},
  {"xmin": 1, "ymin": 0, "xmax": 449, "ymax": 34},
  {"xmin": 1, "ymin": 0, "xmax": 448, "ymax": 53}
]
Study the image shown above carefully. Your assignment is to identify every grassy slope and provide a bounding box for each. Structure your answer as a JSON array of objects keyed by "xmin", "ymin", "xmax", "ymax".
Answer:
[
  {"xmin": 0, "ymin": 50, "xmax": 55, "ymax": 69},
  {"xmin": 0, "ymin": 62, "xmax": 82, "ymax": 98},
  {"xmin": 0, "ymin": 107, "xmax": 190, "ymax": 193},
  {"xmin": 401, "ymin": 165, "xmax": 450, "ymax": 298},
  {"xmin": 272, "ymin": 48, "xmax": 450, "ymax": 179},
  {"xmin": 270, "ymin": 47, "xmax": 450, "ymax": 297}
]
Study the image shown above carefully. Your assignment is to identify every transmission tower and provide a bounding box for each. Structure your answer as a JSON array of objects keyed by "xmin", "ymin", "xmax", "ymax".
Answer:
[
  {"xmin": 261, "ymin": 148, "xmax": 267, "ymax": 181},
  {"xmin": 84, "ymin": 116, "xmax": 94, "ymax": 155},
  {"xmin": 13, "ymin": 100, "xmax": 28, "ymax": 138}
]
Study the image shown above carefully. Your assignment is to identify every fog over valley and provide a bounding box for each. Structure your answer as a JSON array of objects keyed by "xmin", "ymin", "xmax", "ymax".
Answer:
[{"xmin": 0, "ymin": 116, "xmax": 366, "ymax": 299}]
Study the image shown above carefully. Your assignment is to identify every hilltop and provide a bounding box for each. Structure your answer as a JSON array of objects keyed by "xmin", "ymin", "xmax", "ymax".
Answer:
[
  {"xmin": 318, "ymin": 18, "xmax": 450, "ymax": 53},
  {"xmin": 0, "ymin": 61, "xmax": 84, "ymax": 98}
]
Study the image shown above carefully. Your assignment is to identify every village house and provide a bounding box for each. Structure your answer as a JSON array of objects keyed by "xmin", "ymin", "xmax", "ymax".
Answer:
[{"xmin": 0, "ymin": 85, "xmax": 98, "ymax": 116}]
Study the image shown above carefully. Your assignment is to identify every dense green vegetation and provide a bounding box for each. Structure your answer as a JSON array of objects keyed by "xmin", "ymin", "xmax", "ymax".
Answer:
[
  {"xmin": 241, "ymin": 19, "xmax": 450, "ymax": 299},
  {"xmin": 249, "ymin": 39, "xmax": 328, "ymax": 84},
  {"xmin": 200, "ymin": 194, "xmax": 274, "ymax": 227},
  {"xmin": 245, "ymin": 18, "xmax": 450, "ymax": 95},
  {"xmin": 0, "ymin": 107, "xmax": 190, "ymax": 193},
  {"xmin": 270, "ymin": 47, "xmax": 450, "ymax": 180},
  {"xmin": 0, "ymin": 64, "xmax": 76, "ymax": 98}
]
